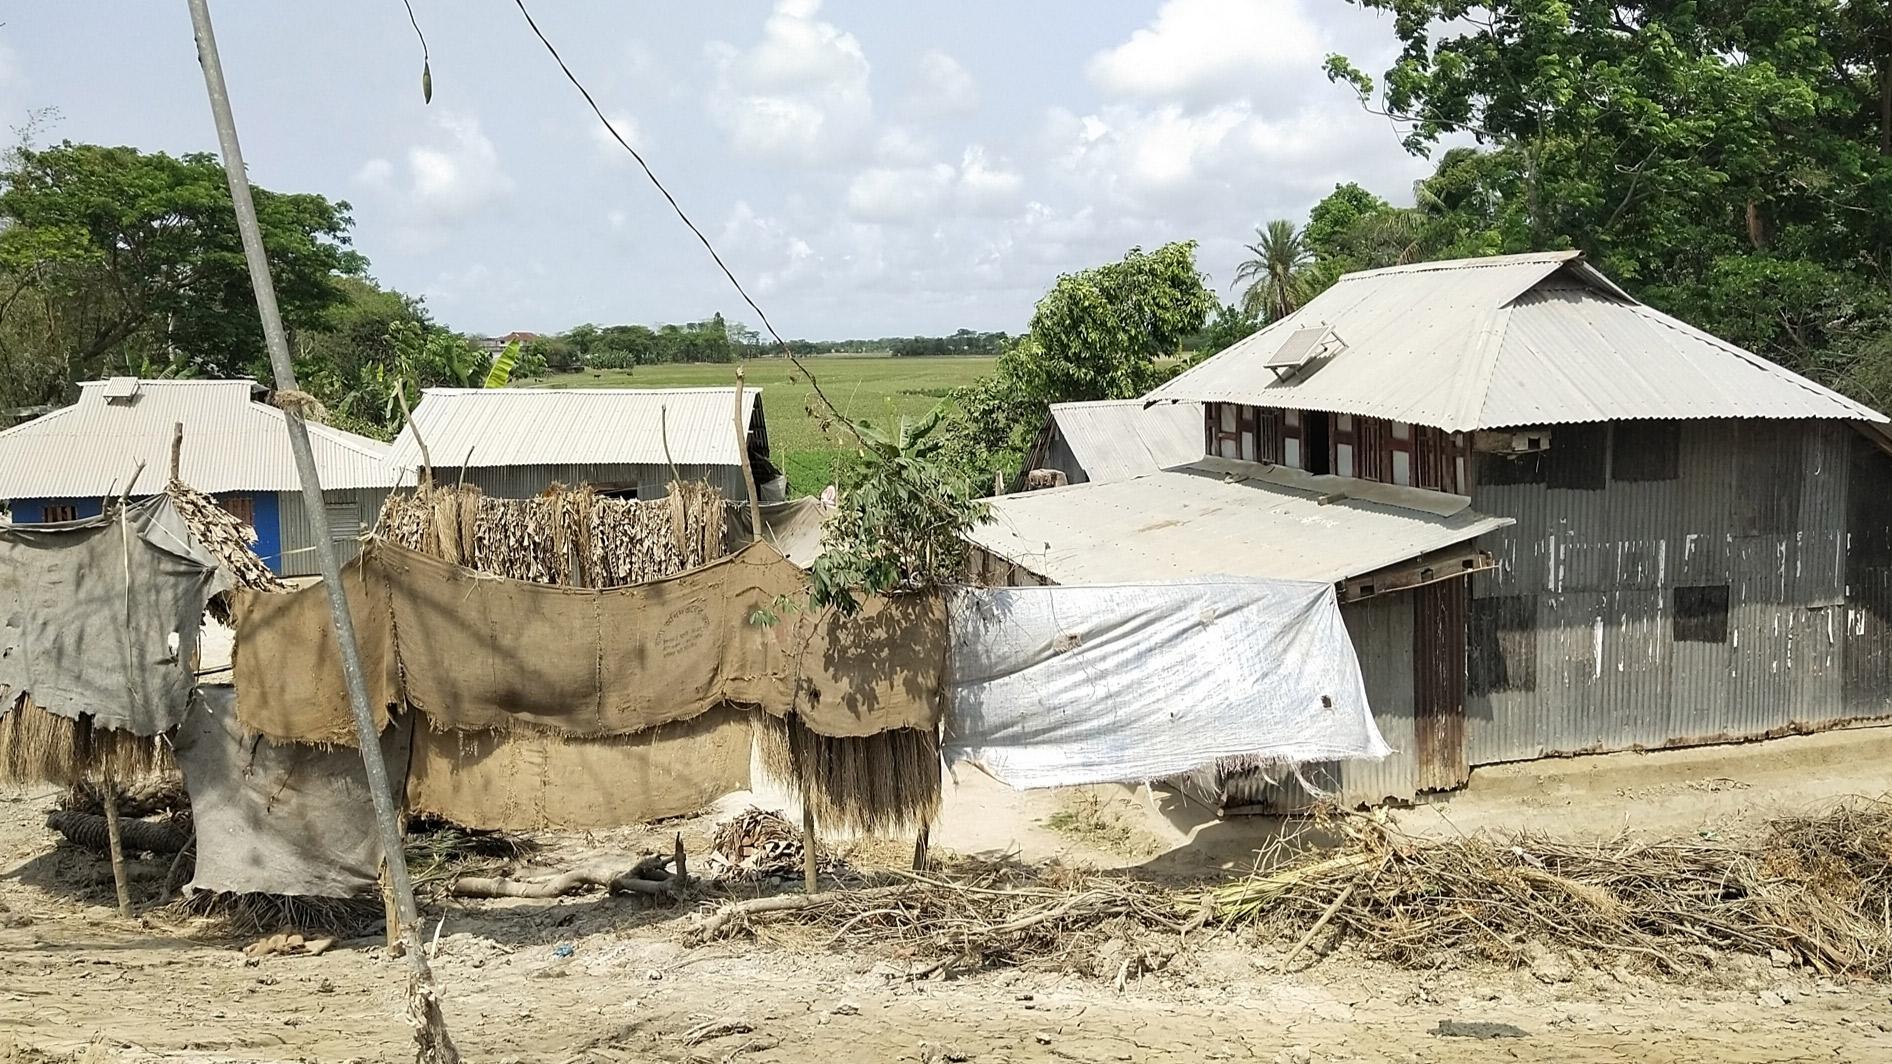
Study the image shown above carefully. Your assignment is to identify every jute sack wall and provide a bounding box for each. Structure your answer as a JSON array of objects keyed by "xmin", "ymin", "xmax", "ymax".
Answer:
[
  {"xmin": 230, "ymin": 559, "xmax": 399, "ymax": 746},
  {"xmin": 404, "ymin": 706, "xmax": 752, "ymax": 830},
  {"xmin": 234, "ymin": 538, "xmax": 943, "ymax": 745}
]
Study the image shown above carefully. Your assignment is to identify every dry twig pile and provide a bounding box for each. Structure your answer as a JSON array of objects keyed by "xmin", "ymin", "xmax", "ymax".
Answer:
[
  {"xmin": 691, "ymin": 801, "xmax": 1892, "ymax": 981},
  {"xmin": 707, "ymin": 807, "xmax": 849, "ymax": 882}
]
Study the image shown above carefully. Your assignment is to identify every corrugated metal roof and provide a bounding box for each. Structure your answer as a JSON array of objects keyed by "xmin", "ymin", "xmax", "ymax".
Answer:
[
  {"xmin": 387, "ymin": 387, "xmax": 761, "ymax": 475},
  {"xmin": 0, "ymin": 379, "xmax": 393, "ymax": 496},
  {"xmin": 1150, "ymin": 251, "xmax": 1887, "ymax": 430},
  {"xmin": 971, "ymin": 456, "xmax": 1513, "ymax": 585},
  {"xmin": 1047, "ymin": 399, "xmax": 1203, "ymax": 483}
]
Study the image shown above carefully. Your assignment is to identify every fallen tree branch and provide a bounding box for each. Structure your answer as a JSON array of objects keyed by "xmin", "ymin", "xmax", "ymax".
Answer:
[{"xmin": 449, "ymin": 854, "xmax": 676, "ymax": 899}]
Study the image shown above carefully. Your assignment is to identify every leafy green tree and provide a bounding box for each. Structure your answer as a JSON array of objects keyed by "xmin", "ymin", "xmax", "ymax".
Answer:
[
  {"xmin": 1023, "ymin": 241, "xmax": 1215, "ymax": 401},
  {"xmin": 1303, "ymin": 183, "xmax": 1389, "ymax": 263},
  {"xmin": 1231, "ymin": 221, "xmax": 1313, "ymax": 322},
  {"xmin": 0, "ymin": 142, "xmax": 363, "ymax": 397},
  {"xmin": 940, "ymin": 242, "xmax": 1214, "ymax": 485},
  {"xmin": 811, "ymin": 406, "xmax": 988, "ymax": 616},
  {"xmin": 1194, "ymin": 303, "xmax": 1263, "ymax": 357},
  {"xmin": 1324, "ymin": 0, "xmax": 1892, "ymax": 396}
]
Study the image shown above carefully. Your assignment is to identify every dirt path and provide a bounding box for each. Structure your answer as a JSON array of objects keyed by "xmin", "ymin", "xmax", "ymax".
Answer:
[{"xmin": 5, "ymin": 784, "xmax": 1891, "ymax": 1064}]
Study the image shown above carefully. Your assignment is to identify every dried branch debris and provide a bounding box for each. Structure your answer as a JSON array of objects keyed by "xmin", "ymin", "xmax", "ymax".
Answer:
[{"xmin": 687, "ymin": 800, "xmax": 1892, "ymax": 981}]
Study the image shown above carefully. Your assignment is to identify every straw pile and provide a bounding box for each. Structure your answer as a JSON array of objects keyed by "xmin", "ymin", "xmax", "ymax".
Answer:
[
  {"xmin": 755, "ymin": 714, "xmax": 940, "ymax": 836},
  {"xmin": 1212, "ymin": 804, "xmax": 1892, "ymax": 976},
  {"xmin": 376, "ymin": 481, "xmax": 726, "ymax": 587},
  {"xmin": 0, "ymin": 697, "xmax": 173, "ymax": 786},
  {"xmin": 692, "ymin": 800, "xmax": 1892, "ymax": 981}
]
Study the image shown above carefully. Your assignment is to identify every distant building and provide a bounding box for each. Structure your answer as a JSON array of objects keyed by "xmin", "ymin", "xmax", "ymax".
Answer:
[
  {"xmin": 0, "ymin": 378, "xmax": 395, "ymax": 576},
  {"xmin": 387, "ymin": 386, "xmax": 784, "ymax": 502},
  {"xmin": 475, "ymin": 331, "xmax": 540, "ymax": 356}
]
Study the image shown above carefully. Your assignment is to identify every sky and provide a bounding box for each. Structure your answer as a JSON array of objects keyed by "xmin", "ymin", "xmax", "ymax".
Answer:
[{"xmin": 0, "ymin": 1, "xmax": 1437, "ymax": 339}]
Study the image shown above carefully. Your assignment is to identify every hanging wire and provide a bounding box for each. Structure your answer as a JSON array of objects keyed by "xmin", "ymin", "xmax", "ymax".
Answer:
[
  {"xmin": 403, "ymin": 0, "xmax": 433, "ymax": 103},
  {"xmin": 509, "ymin": 0, "xmax": 855, "ymax": 437}
]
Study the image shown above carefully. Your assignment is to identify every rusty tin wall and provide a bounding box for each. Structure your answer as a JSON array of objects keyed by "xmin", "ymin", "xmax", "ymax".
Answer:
[{"xmin": 1465, "ymin": 419, "xmax": 1891, "ymax": 765}]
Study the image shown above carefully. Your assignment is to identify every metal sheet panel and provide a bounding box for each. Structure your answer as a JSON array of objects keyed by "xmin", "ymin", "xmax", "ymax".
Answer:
[
  {"xmin": 1150, "ymin": 252, "xmax": 1884, "ymax": 431},
  {"xmin": 425, "ymin": 462, "xmax": 754, "ymax": 503},
  {"xmin": 1468, "ymin": 419, "xmax": 1892, "ymax": 766},
  {"xmin": 277, "ymin": 488, "xmax": 389, "ymax": 578},
  {"xmin": 386, "ymin": 387, "xmax": 762, "ymax": 477},
  {"xmin": 0, "ymin": 379, "xmax": 393, "ymax": 496},
  {"xmin": 973, "ymin": 460, "xmax": 1512, "ymax": 585},
  {"xmin": 1045, "ymin": 399, "xmax": 1204, "ymax": 484}
]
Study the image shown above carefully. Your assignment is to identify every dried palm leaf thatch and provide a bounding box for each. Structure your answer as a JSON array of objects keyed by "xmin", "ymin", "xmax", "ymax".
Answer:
[
  {"xmin": 164, "ymin": 479, "xmax": 287, "ymax": 601},
  {"xmin": 755, "ymin": 713, "xmax": 941, "ymax": 837},
  {"xmin": 376, "ymin": 480, "xmax": 727, "ymax": 586},
  {"xmin": 179, "ymin": 889, "xmax": 381, "ymax": 937},
  {"xmin": 0, "ymin": 697, "xmax": 173, "ymax": 786}
]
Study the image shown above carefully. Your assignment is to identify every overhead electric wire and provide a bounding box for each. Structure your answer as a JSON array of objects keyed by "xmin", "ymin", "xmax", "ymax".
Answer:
[{"xmin": 509, "ymin": 0, "xmax": 854, "ymax": 436}]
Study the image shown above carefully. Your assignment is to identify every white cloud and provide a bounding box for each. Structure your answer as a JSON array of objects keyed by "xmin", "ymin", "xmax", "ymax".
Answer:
[
  {"xmin": 954, "ymin": 146, "xmax": 1024, "ymax": 213},
  {"xmin": 352, "ymin": 111, "xmax": 512, "ymax": 251},
  {"xmin": 705, "ymin": 0, "xmax": 873, "ymax": 165},
  {"xmin": 845, "ymin": 145, "xmax": 1025, "ymax": 224},
  {"xmin": 1086, "ymin": 0, "xmax": 1325, "ymax": 103},
  {"xmin": 590, "ymin": 112, "xmax": 643, "ymax": 156},
  {"xmin": 353, "ymin": 157, "xmax": 394, "ymax": 188},
  {"xmin": 902, "ymin": 49, "xmax": 978, "ymax": 117},
  {"xmin": 874, "ymin": 125, "xmax": 938, "ymax": 166}
]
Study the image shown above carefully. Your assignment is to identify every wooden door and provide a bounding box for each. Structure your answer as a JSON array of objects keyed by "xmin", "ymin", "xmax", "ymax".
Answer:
[{"xmin": 1413, "ymin": 580, "xmax": 1470, "ymax": 791}]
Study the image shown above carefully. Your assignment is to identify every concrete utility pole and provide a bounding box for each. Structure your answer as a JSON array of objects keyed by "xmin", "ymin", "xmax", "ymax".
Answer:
[{"xmin": 182, "ymin": 3, "xmax": 458, "ymax": 1060}]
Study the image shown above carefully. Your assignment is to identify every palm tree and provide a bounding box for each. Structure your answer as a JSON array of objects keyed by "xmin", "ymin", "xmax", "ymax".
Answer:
[{"xmin": 1232, "ymin": 220, "xmax": 1313, "ymax": 323}]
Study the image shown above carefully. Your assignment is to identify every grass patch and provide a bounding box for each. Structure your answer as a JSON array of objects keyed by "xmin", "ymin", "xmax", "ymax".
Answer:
[{"xmin": 516, "ymin": 355, "xmax": 996, "ymax": 496}]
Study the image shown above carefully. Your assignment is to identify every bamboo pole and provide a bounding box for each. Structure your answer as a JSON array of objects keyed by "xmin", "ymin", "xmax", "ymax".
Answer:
[
  {"xmin": 801, "ymin": 804, "xmax": 819, "ymax": 894},
  {"xmin": 184, "ymin": 5, "xmax": 457, "ymax": 1061}
]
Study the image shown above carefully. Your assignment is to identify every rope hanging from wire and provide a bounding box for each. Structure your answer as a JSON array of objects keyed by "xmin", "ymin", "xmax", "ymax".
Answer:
[{"xmin": 509, "ymin": 0, "xmax": 855, "ymax": 439}]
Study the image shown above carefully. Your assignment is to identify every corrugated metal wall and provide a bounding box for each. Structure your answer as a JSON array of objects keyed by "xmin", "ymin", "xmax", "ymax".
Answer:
[
  {"xmin": 277, "ymin": 487, "xmax": 391, "ymax": 578},
  {"xmin": 1466, "ymin": 419, "xmax": 1890, "ymax": 765},
  {"xmin": 424, "ymin": 463, "xmax": 755, "ymax": 504}
]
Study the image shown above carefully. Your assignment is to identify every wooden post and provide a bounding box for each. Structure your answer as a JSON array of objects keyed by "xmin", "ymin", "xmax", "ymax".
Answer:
[
  {"xmin": 912, "ymin": 823, "xmax": 931, "ymax": 872},
  {"xmin": 673, "ymin": 831, "xmax": 688, "ymax": 893},
  {"xmin": 169, "ymin": 422, "xmax": 183, "ymax": 482},
  {"xmin": 732, "ymin": 371, "xmax": 762, "ymax": 543},
  {"xmin": 100, "ymin": 770, "xmax": 132, "ymax": 919},
  {"xmin": 801, "ymin": 804, "xmax": 819, "ymax": 894}
]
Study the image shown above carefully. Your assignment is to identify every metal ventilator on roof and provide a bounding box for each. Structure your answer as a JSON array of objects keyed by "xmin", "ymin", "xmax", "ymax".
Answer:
[{"xmin": 1265, "ymin": 325, "xmax": 1342, "ymax": 380}]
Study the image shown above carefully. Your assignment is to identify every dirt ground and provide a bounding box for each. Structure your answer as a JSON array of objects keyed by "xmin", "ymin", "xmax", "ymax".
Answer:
[{"xmin": 5, "ymin": 729, "xmax": 1892, "ymax": 1064}]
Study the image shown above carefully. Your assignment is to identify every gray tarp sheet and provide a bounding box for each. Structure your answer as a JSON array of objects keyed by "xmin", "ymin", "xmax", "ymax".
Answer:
[
  {"xmin": 175, "ymin": 685, "xmax": 400, "ymax": 898},
  {"xmin": 0, "ymin": 497, "xmax": 223, "ymax": 735},
  {"xmin": 944, "ymin": 579, "xmax": 1388, "ymax": 789}
]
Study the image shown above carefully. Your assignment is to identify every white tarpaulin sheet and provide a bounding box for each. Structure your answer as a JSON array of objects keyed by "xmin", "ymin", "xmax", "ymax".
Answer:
[{"xmin": 945, "ymin": 579, "xmax": 1387, "ymax": 789}]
